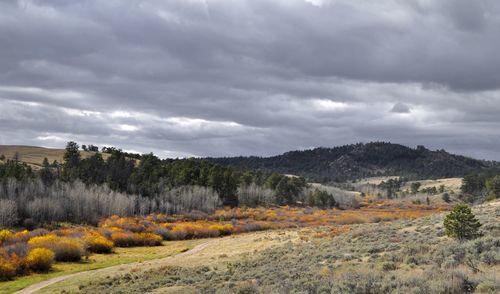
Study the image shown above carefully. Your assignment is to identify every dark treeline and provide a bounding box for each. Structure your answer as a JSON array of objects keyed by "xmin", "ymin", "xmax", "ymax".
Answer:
[
  {"xmin": 208, "ymin": 142, "xmax": 500, "ymax": 182},
  {"xmin": 1, "ymin": 142, "xmax": 349, "ymax": 227},
  {"xmin": 57, "ymin": 141, "xmax": 308, "ymax": 207},
  {"xmin": 460, "ymin": 170, "xmax": 500, "ymax": 203}
]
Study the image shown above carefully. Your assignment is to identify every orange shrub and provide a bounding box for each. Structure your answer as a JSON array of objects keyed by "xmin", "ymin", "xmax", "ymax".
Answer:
[
  {"xmin": 110, "ymin": 231, "xmax": 162, "ymax": 247},
  {"xmin": 84, "ymin": 234, "xmax": 114, "ymax": 253},
  {"xmin": 26, "ymin": 248, "xmax": 54, "ymax": 272},
  {"xmin": 335, "ymin": 213, "xmax": 369, "ymax": 225},
  {"xmin": 0, "ymin": 258, "xmax": 16, "ymax": 280},
  {"xmin": 28, "ymin": 235, "xmax": 85, "ymax": 261},
  {"xmin": 169, "ymin": 223, "xmax": 220, "ymax": 240},
  {"xmin": 8, "ymin": 253, "xmax": 28, "ymax": 275},
  {"xmin": 110, "ymin": 231, "xmax": 138, "ymax": 247}
]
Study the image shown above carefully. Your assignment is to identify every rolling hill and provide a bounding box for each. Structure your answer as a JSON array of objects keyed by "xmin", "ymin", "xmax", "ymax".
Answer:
[
  {"xmin": 207, "ymin": 142, "xmax": 500, "ymax": 182},
  {"xmin": 0, "ymin": 145, "xmax": 110, "ymax": 169}
]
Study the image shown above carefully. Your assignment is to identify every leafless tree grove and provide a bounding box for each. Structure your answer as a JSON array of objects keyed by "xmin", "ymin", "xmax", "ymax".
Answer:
[{"xmin": 0, "ymin": 178, "xmax": 220, "ymax": 226}]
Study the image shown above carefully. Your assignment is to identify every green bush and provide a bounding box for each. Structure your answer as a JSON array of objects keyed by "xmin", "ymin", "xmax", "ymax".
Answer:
[{"xmin": 444, "ymin": 204, "xmax": 482, "ymax": 240}]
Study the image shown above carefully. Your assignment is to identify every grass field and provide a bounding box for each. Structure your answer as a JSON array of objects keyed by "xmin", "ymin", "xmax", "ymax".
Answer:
[
  {"xmin": 0, "ymin": 202, "xmax": 453, "ymax": 293},
  {"xmin": 0, "ymin": 145, "xmax": 109, "ymax": 169},
  {"xmin": 48, "ymin": 201, "xmax": 498, "ymax": 294},
  {"xmin": 36, "ymin": 229, "xmax": 299, "ymax": 294},
  {"xmin": 0, "ymin": 239, "xmax": 204, "ymax": 294}
]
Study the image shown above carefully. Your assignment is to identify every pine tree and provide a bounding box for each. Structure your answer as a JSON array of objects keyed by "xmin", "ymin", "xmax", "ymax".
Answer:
[
  {"xmin": 485, "ymin": 175, "xmax": 500, "ymax": 200},
  {"xmin": 444, "ymin": 204, "xmax": 482, "ymax": 241}
]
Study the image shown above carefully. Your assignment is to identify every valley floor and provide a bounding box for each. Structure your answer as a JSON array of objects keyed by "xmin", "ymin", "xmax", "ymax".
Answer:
[{"xmin": 18, "ymin": 201, "xmax": 500, "ymax": 294}]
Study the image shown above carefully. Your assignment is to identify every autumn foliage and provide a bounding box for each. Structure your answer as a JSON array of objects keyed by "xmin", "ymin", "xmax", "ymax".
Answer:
[
  {"xmin": 0, "ymin": 201, "xmax": 447, "ymax": 281},
  {"xmin": 26, "ymin": 248, "xmax": 55, "ymax": 272}
]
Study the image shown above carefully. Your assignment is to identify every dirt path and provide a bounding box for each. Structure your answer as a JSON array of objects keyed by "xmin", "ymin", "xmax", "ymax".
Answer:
[{"xmin": 14, "ymin": 240, "xmax": 217, "ymax": 294}]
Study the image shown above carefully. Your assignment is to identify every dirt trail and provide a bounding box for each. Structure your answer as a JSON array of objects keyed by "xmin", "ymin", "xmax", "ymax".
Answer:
[{"xmin": 14, "ymin": 240, "xmax": 217, "ymax": 294}]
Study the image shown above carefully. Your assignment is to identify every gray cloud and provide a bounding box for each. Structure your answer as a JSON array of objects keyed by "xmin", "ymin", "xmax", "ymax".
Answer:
[
  {"xmin": 390, "ymin": 103, "xmax": 411, "ymax": 114},
  {"xmin": 0, "ymin": 0, "xmax": 500, "ymax": 160}
]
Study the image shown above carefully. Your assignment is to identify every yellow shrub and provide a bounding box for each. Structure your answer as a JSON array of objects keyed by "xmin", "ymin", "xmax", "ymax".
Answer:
[
  {"xmin": 26, "ymin": 248, "xmax": 54, "ymax": 272},
  {"xmin": 0, "ymin": 229, "xmax": 13, "ymax": 243},
  {"xmin": 0, "ymin": 258, "xmax": 16, "ymax": 280},
  {"xmin": 84, "ymin": 234, "xmax": 114, "ymax": 253},
  {"xmin": 208, "ymin": 224, "xmax": 234, "ymax": 236},
  {"xmin": 137, "ymin": 233, "xmax": 162, "ymax": 246},
  {"xmin": 28, "ymin": 235, "xmax": 85, "ymax": 261}
]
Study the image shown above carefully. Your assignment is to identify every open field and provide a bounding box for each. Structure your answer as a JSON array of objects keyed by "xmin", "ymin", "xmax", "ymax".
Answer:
[
  {"xmin": 36, "ymin": 229, "xmax": 298, "ymax": 294},
  {"xmin": 404, "ymin": 177, "xmax": 463, "ymax": 192},
  {"xmin": 34, "ymin": 201, "xmax": 499, "ymax": 294},
  {"xmin": 355, "ymin": 177, "xmax": 462, "ymax": 193},
  {"xmin": 355, "ymin": 176, "xmax": 401, "ymax": 186},
  {"xmin": 1, "ymin": 201, "xmax": 453, "ymax": 293},
  {"xmin": 0, "ymin": 146, "xmax": 109, "ymax": 169},
  {"xmin": 0, "ymin": 239, "xmax": 205, "ymax": 294}
]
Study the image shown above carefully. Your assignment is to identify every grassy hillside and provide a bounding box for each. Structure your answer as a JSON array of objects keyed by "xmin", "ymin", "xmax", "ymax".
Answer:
[
  {"xmin": 208, "ymin": 142, "xmax": 500, "ymax": 182},
  {"xmin": 0, "ymin": 145, "xmax": 109, "ymax": 169}
]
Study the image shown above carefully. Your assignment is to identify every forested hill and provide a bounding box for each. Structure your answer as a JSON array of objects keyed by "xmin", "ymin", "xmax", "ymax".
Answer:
[{"xmin": 207, "ymin": 142, "xmax": 500, "ymax": 182}]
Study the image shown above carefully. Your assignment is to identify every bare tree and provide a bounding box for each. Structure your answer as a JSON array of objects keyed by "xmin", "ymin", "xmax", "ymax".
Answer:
[{"xmin": 0, "ymin": 199, "xmax": 18, "ymax": 228}]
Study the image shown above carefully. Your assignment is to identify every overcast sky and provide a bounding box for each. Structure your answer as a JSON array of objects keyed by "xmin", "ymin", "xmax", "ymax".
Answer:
[{"xmin": 1, "ymin": 0, "xmax": 500, "ymax": 160}]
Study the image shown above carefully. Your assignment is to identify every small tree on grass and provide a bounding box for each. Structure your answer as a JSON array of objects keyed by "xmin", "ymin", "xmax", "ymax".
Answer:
[
  {"xmin": 444, "ymin": 204, "xmax": 482, "ymax": 241},
  {"xmin": 441, "ymin": 193, "xmax": 450, "ymax": 203},
  {"xmin": 485, "ymin": 175, "xmax": 500, "ymax": 201}
]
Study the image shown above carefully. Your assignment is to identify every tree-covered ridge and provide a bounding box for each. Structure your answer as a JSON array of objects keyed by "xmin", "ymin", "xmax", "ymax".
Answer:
[{"xmin": 207, "ymin": 142, "xmax": 499, "ymax": 182}]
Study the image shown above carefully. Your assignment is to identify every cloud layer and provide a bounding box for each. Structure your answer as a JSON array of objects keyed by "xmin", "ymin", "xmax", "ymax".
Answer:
[{"xmin": 1, "ymin": 0, "xmax": 499, "ymax": 159}]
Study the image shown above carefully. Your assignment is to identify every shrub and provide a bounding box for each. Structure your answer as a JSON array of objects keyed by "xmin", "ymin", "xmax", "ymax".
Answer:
[
  {"xmin": 110, "ymin": 231, "xmax": 140, "ymax": 247},
  {"xmin": 0, "ymin": 229, "xmax": 12, "ymax": 244},
  {"xmin": 26, "ymin": 248, "xmax": 55, "ymax": 272},
  {"xmin": 153, "ymin": 227, "xmax": 173, "ymax": 240},
  {"xmin": 110, "ymin": 231, "xmax": 162, "ymax": 247},
  {"xmin": 441, "ymin": 193, "xmax": 451, "ymax": 203},
  {"xmin": 22, "ymin": 218, "xmax": 37, "ymax": 231},
  {"xmin": 0, "ymin": 258, "xmax": 16, "ymax": 280},
  {"xmin": 137, "ymin": 233, "xmax": 162, "ymax": 246},
  {"xmin": 3, "ymin": 243, "xmax": 29, "ymax": 258},
  {"xmin": 28, "ymin": 235, "xmax": 85, "ymax": 261},
  {"xmin": 444, "ymin": 204, "xmax": 482, "ymax": 241},
  {"xmin": 208, "ymin": 224, "xmax": 234, "ymax": 236},
  {"xmin": 382, "ymin": 262, "xmax": 397, "ymax": 271},
  {"xmin": 84, "ymin": 234, "xmax": 114, "ymax": 253},
  {"xmin": 8, "ymin": 253, "xmax": 28, "ymax": 275},
  {"xmin": 4, "ymin": 230, "xmax": 31, "ymax": 245}
]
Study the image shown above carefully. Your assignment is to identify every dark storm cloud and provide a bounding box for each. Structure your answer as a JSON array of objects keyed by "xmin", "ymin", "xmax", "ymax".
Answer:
[{"xmin": 1, "ymin": 0, "xmax": 500, "ymax": 160}]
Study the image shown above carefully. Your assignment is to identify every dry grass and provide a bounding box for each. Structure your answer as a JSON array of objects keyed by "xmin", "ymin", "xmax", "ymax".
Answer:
[
  {"xmin": 0, "ymin": 239, "xmax": 205, "ymax": 294},
  {"xmin": 0, "ymin": 145, "xmax": 109, "ymax": 169},
  {"xmin": 36, "ymin": 229, "xmax": 298, "ymax": 294},
  {"xmin": 403, "ymin": 177, "xmax": 463, "ymax": 192},
  {"xmin": 355, "ymin": 176, "xmax": 401, "ymax": 185},
  {"xmin": 54, "ymin": 201, "xmax": 499, "ymax": 294}
]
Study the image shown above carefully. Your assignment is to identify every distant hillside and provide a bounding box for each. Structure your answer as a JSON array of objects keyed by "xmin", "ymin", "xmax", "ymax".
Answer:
[
  {"xmin": 207, "ymin": 142, "xmax": 500, "ymax": 182},
  {"xmin": 0, "ymin": 145, "xmax": 109, "ymax": 169}
]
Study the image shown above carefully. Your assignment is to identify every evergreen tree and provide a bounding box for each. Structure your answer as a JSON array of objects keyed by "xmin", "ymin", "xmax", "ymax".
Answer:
[
  {"xmin": 62, "ymin": 141, "xmax": 81, "ymax": 181},
  {"xmin": 485, "ymin": 175, "xmax": 500, "ymax": 200},
  {"xmin": 410, "ymin": 182, "xmax": 421, "ymax": 194},
  {"xmin": 444, "ymin": 204, "xmax": 482, "ymax": 241},
  {"xmin": 40, "ymin": 157, "xmax": 55, "ymax": 185},
  {"xmin": 80, "ymin": 153, "xmax": 106, "ymax": 185}
]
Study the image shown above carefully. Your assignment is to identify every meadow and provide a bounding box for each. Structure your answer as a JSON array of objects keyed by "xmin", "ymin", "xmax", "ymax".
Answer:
[
  {"xmin": 0, "ymin": 201, "xmax": 451, "ymax": 293},
  {"xmin": 0, "ymin": 146, "xmax": 108, "ymax": 170},
  {"xmin": 43, "ymin": 201, "xmax": 499, "ymax": 294}
]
